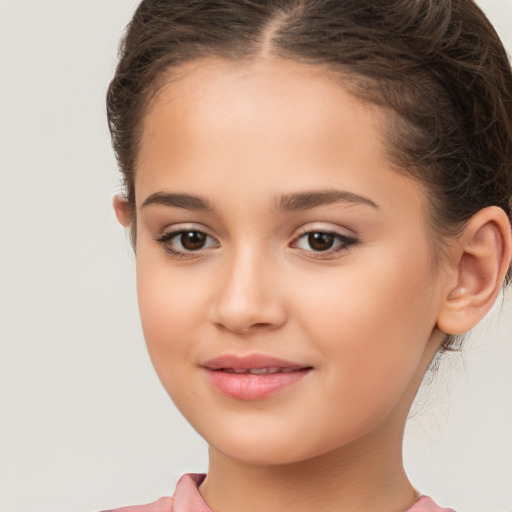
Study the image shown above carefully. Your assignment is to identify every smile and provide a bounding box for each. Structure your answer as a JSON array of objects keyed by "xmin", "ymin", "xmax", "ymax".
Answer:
[
  {"xmin": 221, "ymin": 367, "xmax": 299, "ymax": 374},
  {"xmin": 202, "ymin": 354, "xmax": 312, "ymax": 400}
]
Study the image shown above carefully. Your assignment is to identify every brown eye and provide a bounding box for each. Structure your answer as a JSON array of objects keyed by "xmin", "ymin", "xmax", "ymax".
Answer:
[
  {"xmin": 307, "ymin": 232, "xmax": 335, "ymax": 251},
  {"xmin": 293, "ymin": 230, "xmax": 358, "ymax": 256},
  {"xmin": 180, "ymin": 231, "xmax": 207, "ymax": 250},
  {"xmin": 155, "ymin": 229, "xmax": 219, "ymax": 257}
]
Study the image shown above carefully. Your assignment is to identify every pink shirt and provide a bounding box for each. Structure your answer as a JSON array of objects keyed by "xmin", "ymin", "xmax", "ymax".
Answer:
[{"xmin": 102, "ymin": 473, "xmax": 456, "ymax": 512}]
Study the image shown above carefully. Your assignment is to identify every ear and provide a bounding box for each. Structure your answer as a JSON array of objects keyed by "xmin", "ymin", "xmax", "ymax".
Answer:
[
  {"xmin": 437, "ymin": 206, "xmax": 512, "ymax": 335},
  {"xmin": 113, "ymin": 195, "xmax": 132, "ymax": 228}
]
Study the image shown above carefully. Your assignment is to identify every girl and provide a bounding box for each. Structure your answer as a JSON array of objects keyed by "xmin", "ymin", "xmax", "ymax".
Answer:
[{"xmin": 105, "ymin": 0, "xmax": 512, "ymax": 511}]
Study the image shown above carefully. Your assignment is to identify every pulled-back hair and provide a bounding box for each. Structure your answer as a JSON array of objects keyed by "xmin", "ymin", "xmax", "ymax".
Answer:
[{"xmin": 107, "ymin": 0, "xmax": 512, "ymax": 350}]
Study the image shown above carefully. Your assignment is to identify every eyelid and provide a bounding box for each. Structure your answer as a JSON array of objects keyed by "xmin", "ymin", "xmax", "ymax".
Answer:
[
  {"xmin": 154, "ymin": 222, "xmax": 216, "ymax": 239},
  {"xmin": 293, "ymin": 223, "xmax": 358, "ymax": 241},
  {"xmin": 153, "ymin": 223, "xmax": 219, "ymax": 259},
  {"xmin": 290, "ymin": 224, "xmax": 359, "ymax": 257}
]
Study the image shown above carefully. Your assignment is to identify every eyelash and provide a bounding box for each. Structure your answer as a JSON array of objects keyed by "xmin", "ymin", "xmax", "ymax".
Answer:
[
  {"xmin": 154, "ymin": 229, "xmax": 219, "ymax": 259},
  {"xmin": 154, "ymin": 228, "xmax": 359, "ymax": 260},
  {"xmin": 291, "ymin": 230, "xmax": 359, "ymax": 258}
]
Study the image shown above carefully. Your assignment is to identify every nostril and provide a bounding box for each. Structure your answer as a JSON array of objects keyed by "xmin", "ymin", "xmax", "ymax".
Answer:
[
  {"xmin": 213, "ymin": 320, "xmax": 277, "ymax": 334},
  {"xmin": 209, "ymin": 268, "xmax": 287, "ymax": 333},
  {"xmin": 251, "ymin": 322, "xmax": 275, "ymax": 330}
]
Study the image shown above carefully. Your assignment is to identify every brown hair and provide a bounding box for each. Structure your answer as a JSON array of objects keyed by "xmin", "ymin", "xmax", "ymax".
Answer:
[{"xmin": 107, "ymin": 0, "xmax": 512, "ymax": 350}]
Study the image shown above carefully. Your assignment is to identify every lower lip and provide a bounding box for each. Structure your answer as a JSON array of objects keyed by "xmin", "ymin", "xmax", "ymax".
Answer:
[{"xmin": 205, "ymin": 369, "xmax": 310, "ymax": 400}]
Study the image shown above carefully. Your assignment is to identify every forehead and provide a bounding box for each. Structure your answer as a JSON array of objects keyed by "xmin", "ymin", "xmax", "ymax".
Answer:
[
  {"xmin": 135, "ymin": 57, "xmax": 427, "ymax": 222},
  {"xmin": 139, "ymin": 57, "xmax": 389, "ymax": 165}
]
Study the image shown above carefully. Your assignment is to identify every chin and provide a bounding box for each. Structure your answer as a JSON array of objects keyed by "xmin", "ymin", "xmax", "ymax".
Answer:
[
  {"xmin": 203, "ymin": 426, "xmax": 343, "ymax": 467},
  {"xmin": 217, "ymin": 443, "xmax": 311, "ymax": 466}
]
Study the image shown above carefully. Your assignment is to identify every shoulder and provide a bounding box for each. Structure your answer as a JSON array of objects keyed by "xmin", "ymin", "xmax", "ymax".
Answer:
[
  {"xmin": 408, "ymin": 495, "xmax": 456, "ymax": 512},
  {"xmin": 99, "ymin": 473, "xmax": 208, "ymax": 512},
  {"xmin": 100, "ymin": 496, "xmax": 174, "ymax": 512}
]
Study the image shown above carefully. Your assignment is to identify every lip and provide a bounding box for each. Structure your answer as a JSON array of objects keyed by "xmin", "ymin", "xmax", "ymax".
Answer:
[
  {"xmin": 202, "ymin": 353, "xmax": 308, "ymax": 371},
  {"xmin": 201, "ymin": 353, "xmax": 312, "ymax": 400}
]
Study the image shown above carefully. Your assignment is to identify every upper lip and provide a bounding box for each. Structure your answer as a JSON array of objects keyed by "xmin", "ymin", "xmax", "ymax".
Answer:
[{"xmin": 201, "ymin": 353, "xmax": 310, "ymax": 371}]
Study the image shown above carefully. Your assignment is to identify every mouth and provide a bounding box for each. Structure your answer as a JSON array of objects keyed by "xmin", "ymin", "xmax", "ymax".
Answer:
[
  {"xmin": 201, "ymin": 354, "xmax": 312, "ymax": 400},
  {"xmin": 219, "ymin": 367, "xmax": 301, "ymax": 374}
]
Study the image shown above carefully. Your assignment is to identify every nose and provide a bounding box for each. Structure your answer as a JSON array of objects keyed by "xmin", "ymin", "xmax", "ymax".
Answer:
[{"xmin": 209, "ymin": 247, "xmax": 287, "ymax": 335}]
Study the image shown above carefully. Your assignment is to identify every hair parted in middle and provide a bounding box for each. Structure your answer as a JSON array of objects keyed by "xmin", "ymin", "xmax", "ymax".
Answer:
[{"xmin": 107, "ymin": 0, "xmax": 512, "ymax": 351}]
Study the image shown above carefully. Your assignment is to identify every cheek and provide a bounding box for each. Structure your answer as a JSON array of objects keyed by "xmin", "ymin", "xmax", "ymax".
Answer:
[
  {"xmin": 295, "ymin": 249, "xmax": 439, "ymax": 387},
  {"xmin": 135, "ymin": 254, "xmax": 209, "ymax": 385}
]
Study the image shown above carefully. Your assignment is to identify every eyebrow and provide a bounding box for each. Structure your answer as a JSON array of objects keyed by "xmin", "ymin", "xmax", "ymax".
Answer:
[
  {"xmin": 141, "ymin": 189, "xmax": 378, "ymax": 212},
  {"xmin": 141, "ymin": 192, "xmax": 212, "ymax": 211},
  {"xmin": 277, "ymin": 189, "xmax": 379, "ymax": 211}
]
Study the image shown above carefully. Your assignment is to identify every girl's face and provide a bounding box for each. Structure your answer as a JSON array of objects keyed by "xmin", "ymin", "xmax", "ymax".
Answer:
[{"xmin": 129, "ymin": 58, "xmax": 448, "ymax": 465}]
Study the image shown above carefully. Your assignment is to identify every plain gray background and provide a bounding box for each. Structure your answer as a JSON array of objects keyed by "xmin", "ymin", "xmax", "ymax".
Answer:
[{"xmin": 0, "ymin": 1, "xmax": 511, "ymax": 511}]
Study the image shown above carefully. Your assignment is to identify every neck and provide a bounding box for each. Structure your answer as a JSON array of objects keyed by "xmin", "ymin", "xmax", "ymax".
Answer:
[{"xmin": 199, "ymin": 420, "xmax": 418, "ymax": 512}]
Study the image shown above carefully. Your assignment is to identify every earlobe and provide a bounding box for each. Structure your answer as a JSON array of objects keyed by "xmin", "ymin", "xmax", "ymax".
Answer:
[
  {"xmin": 437, "ymin": 206, "xmax": 512, "ymax": 335},
  {"xmin": 113, "ymin": 195, "xmax": 132, "ymax": 228}
]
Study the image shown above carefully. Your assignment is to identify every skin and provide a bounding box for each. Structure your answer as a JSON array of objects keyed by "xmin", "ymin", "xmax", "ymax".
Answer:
[{"xmin": 114, "ymin": 57, "xmax": 512, "ymax": 512}]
